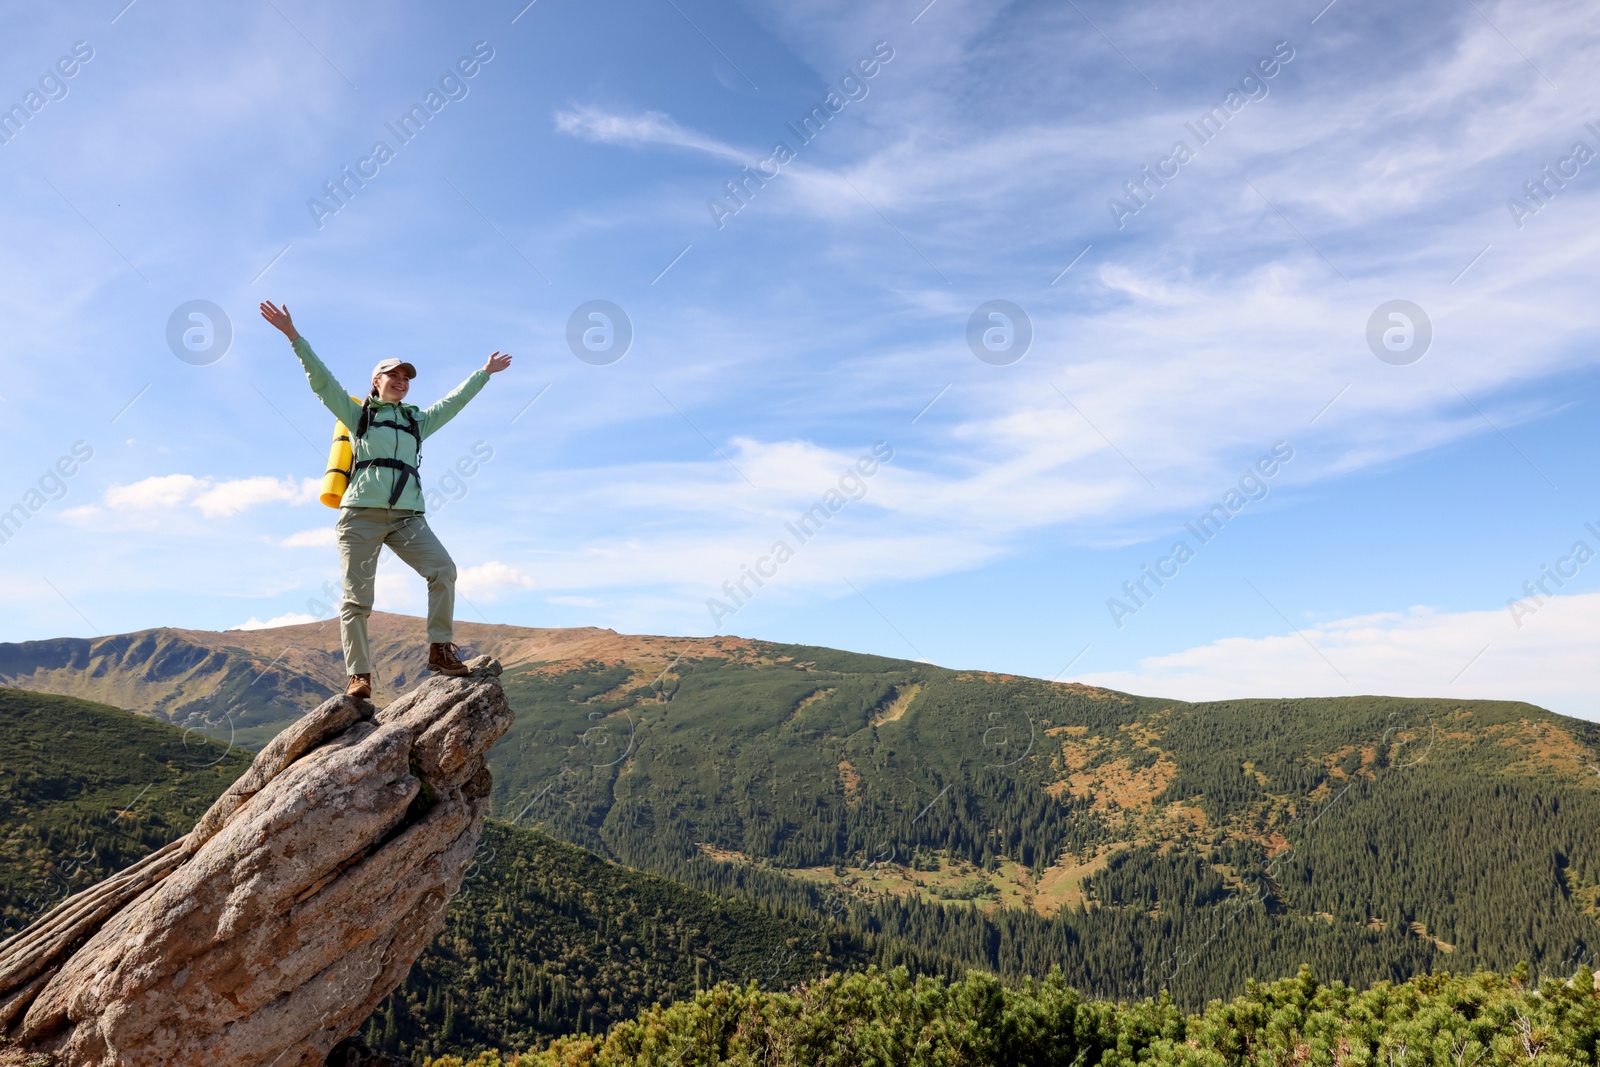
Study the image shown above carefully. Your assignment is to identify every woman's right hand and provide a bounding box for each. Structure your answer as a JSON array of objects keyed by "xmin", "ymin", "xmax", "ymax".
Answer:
[{"xmin": 259, "ymin": 301, "xmax": 300, "ymax": 342}]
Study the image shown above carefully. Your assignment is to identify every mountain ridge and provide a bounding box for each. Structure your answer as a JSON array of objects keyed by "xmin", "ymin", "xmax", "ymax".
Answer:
[
  {"xmin": 5, "ymin": 613, "xmax": 1600, "ymax": 1017},
  {"xmin": 0, "ymin": 613, "xmax": 763, "ymax": 746}
]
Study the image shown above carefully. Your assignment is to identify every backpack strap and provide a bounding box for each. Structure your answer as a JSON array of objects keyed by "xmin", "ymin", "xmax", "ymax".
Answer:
[
  {"xmin": 356, "ymin": 405, "xmax": 422, "ymax": 451},
  {"xmin": 352, "ymin": 458, "xmax": 422, "ymax": 506},
  {"xmin": 351, "ymin": 399, "xmax": 423, "ymax": 505}
]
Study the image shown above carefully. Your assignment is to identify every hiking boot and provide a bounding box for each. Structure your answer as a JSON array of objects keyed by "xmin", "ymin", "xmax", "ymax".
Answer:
[
  {"xmin": 346, "ymin": 673, "xmax": 372, "ymax": 700},
  {"xmin": 428, "ymin": 642, "xmax": 470, "ymax": 677}
]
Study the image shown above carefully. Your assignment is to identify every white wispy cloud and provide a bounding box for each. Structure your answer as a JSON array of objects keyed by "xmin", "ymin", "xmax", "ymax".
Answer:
[
  {"xmin": 280, "ymin": 527, "xmax": 337, "ymax": 548},
  {"xmin": 457, "ymin": 561, "xmax": 538, "ymax": 601},
  {"xmin": 192, "ymin": 477, "xmax": 320, "ymax": 517},
  {"xmin": 231, "ymin": 612, "xmax": 320, "ymax": 630},
  {"xmin": 368, "ymin": 558, "xmax": 538, "ymax": 613},
  {"xmin": 104, "ymin": 474, "xmax": 209, "ymax": 510},
  {"xmin": 1072, "ymin": 593, "xmax": 1600, "ymax": 719},
  {"xmin": 98, "ymin": 475, "xmax": 320, "ymax": 518},
  {"xmin": 553, "ymin": 105, "xmax": 749, "ymax": 164}
]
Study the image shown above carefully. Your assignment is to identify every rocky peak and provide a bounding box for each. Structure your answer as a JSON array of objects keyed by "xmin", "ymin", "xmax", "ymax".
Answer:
[{"xmin": 0, "ymin": 658, "xmax": 513, "ymax": 1067}]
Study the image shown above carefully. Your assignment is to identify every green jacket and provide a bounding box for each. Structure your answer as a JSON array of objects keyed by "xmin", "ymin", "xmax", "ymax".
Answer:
[{"xmin": 291, "ymin": 336, "xmax": 490, "ymax": 511}]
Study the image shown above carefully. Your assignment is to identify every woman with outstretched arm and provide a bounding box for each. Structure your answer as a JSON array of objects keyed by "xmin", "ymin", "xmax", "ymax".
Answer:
[{"xmin": 259, "ymin": 300, "xmax": 512, "ymax": 700}]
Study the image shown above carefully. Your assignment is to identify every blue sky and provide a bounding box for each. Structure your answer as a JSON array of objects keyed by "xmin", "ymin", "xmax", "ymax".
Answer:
[{"xmin": 2, "ymin": 0, "xmax": 1597, "ymax": 717}]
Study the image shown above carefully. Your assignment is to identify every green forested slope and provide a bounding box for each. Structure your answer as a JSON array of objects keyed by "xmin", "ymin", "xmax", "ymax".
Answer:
[
  {"xmin": 485, "ymin": 651, "xmax": 1600, "ymax": 1007},
  {"xmin": 489, "ymin": 651, "xmax": 1106, "ymax": 882},
  {"xmin": 361, "ymin": 821, "xmax": 954, "ymax": 1061},
  {"xmin": 0, "ymin": 686, "xmax": 253, "ymax": 940}
]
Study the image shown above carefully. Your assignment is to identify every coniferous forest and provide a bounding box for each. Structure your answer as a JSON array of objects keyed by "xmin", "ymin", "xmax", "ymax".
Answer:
[{"xmin": 3, "ymin": 630, "xmax": 1600, "ymax": 1062}]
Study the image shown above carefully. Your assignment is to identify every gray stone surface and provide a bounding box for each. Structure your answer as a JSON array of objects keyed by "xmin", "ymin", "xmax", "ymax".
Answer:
[{"xmin": 0, "ymin": 658, "xmax": 511, "ymax": 1067}]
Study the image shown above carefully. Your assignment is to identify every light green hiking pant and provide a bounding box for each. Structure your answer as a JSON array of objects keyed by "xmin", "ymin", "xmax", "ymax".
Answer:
[{"xmin": 336, "ymin": 507, "xmax": 457, "ymax": 676}]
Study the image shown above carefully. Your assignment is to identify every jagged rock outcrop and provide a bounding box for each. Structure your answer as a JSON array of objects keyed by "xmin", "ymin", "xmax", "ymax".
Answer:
[{"xmin": 0, "ymin": 658, "xmax": 513, "ymax": 1067}]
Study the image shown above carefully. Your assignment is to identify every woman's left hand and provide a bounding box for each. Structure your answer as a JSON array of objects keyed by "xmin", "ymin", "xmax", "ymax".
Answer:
[{"xmin": 484, "ymin": 351, "xmax": 512, "ymax": 374}]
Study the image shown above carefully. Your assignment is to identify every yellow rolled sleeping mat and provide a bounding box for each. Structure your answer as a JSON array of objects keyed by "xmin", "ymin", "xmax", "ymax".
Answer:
[{"xmin": 319, "ymin": 396, "xmax": 364, "ymax": 509}]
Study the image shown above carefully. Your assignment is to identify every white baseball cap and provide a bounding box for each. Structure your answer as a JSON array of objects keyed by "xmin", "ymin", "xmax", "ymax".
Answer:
[{"xmin": 371, "ymin": 358, "xmax": 417, "ymax": 380}]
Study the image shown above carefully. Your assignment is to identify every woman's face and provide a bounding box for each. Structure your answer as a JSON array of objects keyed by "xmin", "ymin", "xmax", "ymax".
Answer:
[{"xmin": 373, "ymin": 369, "xmax": 411, "ymax": 403}]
